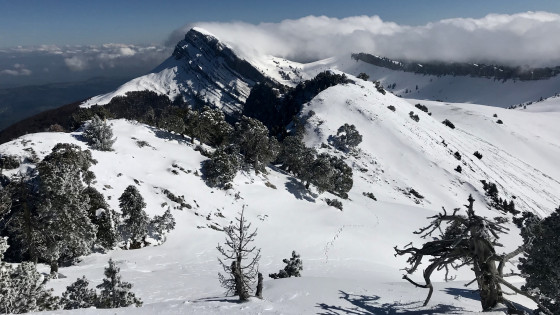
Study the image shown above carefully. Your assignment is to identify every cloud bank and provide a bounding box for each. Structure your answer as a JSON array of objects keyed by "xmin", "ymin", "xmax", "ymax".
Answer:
[
  {"xmin": 168, "ymin": 12, "xmax": 560, "ymax": 67},
  {"xmin": 0, "ymin": 44, "xmax": 170, "ymax": 88}
]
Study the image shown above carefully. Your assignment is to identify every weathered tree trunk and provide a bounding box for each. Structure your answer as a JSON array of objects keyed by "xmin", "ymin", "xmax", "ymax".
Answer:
[
  {"xmin": 471, "ymin": 237, "xmax": 502, "ymax": 310},
  {"xmin": 256, "ymin": 272, "xmax": 263, "ymax": 299},
  {"xmin": 50, "ymin": 259, "xmax": 58, "ymax": 277}
]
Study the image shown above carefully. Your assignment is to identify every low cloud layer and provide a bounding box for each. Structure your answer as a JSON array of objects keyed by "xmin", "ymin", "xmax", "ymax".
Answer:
[
  {"xmin": 0, "ymin": 63, "xmax": 32, "ymax": 76},
  {"xmin": 0, "ymin": 44, "xmax": 170, "ymax": 88},
  {"xmin": 168, "ymin": 12, "xmax": 560, "ymax": 67}
]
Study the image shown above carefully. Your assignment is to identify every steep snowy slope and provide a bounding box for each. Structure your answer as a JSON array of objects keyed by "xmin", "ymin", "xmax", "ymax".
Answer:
[
  {"xmin": 2, "ymin": 74, "xmax": 559, "ymax": 313},
  {"xmin": 82, "ymin": 28, "xmax": 273, "ymax": 115}
]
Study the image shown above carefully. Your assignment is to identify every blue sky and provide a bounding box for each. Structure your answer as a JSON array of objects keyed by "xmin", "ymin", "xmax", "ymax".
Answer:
[{"xmin": 1, "ymin": 0, "xmax": 559, "ymax": 48}]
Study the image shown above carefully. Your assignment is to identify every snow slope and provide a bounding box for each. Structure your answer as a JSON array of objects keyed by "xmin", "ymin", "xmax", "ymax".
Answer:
[{"xmin": 2, "ymin": 73, "xmax": 559, "ymax": 313}]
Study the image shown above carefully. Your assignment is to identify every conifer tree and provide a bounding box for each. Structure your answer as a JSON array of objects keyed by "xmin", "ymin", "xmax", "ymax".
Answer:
[
  {"xmin": 83, "ymin": 115, "xmax": 116, "ymax": 151},
  {"xmin": 203, "ymin": 146, "xmax": 241, "ymax": 188},
  {"xmin": 234, "ymin": 116, "xmax": 279, "ymax": 173},
  {"xmin": 35, "ymin": 143, "xmax": 98, "ymax": 275},
  {"xmin": 269, "ymin": 251, "xmax": 303, "ymax": 279},
  {"xmin": 217, "ymin": 206, "xmax": 261, "ymax": 301},
  {"xmin": 119, "ymin": 185, "xmax": 149, "ymax": 248},
  {"xmin": 1, "ymin": 238, "xmax": 60, "ymax": 313},
  {"xmin": 61, "ymin": 276, "xmax": 97, "ymax": 310},
  {"xmin": 330, "ymin": 123, "xmax": 363, "ymax": 152},
  {"xmin": 517, "ymin": 206, "xmax": 560, "ymax": 314},
  {"xmin": 96, "ymin": 259, "xmax": 142, "ymax": 308},
  {"xmin": 149, "ymin": 209, "xmax": 176, "ymax": 243}
]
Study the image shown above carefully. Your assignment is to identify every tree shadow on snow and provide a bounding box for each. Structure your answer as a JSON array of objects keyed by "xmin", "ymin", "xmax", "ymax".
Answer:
[
  {"xmin": 146, "ymin": 125, "xmax": 193, "ymax": 146},
  {"xmin": 285, "ymin": 177, "xmax": 316, "ymax": 202},
  {"xmin": 192, "ymin": 296, "xmax": 244, "ymax": 304},
  {"xmin": 316, "ymin": 290, "xmax": 465, "ymax": 315},
  {"xmin": 443, "ymin": 287, "xmax": 479, "ymax": 301}
]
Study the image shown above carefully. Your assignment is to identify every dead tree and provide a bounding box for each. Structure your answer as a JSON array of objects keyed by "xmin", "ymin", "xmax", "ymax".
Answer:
[
  {"xmin": 394, "ymin": 195, "xmax": 551, "ymax": 314},
  {"xmin": 217, "ymin": 205, "xmax": 261, "ymax": 301}
]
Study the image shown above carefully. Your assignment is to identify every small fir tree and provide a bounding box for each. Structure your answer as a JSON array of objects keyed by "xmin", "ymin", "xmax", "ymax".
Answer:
[
  {"xmin": 96, "ymin": 259, "xmax": 142, "ymax": 308},
  {"xmin": 1, "ymin": 239, "xmax": 60, "ymax": 314},
  {"xmin": 119, "ymin": 185, "xmax": 149, "ymax": 249},
  {"xmin": 149, "ymin": 209, "xmax": 176, "ymax": 243},
  {"xmin": 83, "ymin": 115, "xmax": 116, "ymax": 151},
  {"xmin": 217, "ymin": 206, "xmax": 261, "ymax": 301},
  {"xmin": 61, "ymin": 276, "xmax": 97, "ymax": 310},
  {"xmin": 269, "ymin": 251, "xmax": 303, "ymax": 279}
]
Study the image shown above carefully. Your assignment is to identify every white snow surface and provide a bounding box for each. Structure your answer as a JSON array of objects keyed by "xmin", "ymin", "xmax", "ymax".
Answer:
[{"xmin": 2, "ymin": 74, "xmax": 559, "ymax": 313}]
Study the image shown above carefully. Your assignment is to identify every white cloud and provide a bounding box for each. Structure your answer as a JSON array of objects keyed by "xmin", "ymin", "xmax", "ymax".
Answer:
[
  {"xmin": 168, "ymin": 11, "xmax": 560, "ymax": 66},
  {"xmin": 64, "ymin": 55, "xmax": 89, "ymax": 71},
  {"xmin": 0, "ymin": 63, "xmax": 32, "ymax": 76}
]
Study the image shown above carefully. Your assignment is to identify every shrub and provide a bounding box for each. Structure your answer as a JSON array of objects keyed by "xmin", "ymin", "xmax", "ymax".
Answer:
[
  {"xmin": 357, "ymin": 72, "xmax": 370, "ymax": 81},
  {"xmin": 496, "ymin": 119, "xmax": 503, "ymax": 124},
  {"xmin": 409, "ymin": 111, "xmax": 420, "ymax": 122},
  {"xmin": 415, "ymin": 103, "xmax": 429, "ymax": 113},
  {"xmin": 387, "ymin": 105, "xmax": 396, "ymax": 112},
  {"xmin": 454, "ymin": 151, "xmax": 462, "ymax": 160},
  {"xmin": 203, "ymin": 147, "xmax": 241, "ymax": 188},
  {"xmin": 82, "ymin": 115, "xmax": 116, "ymax": 151},
  {"xmin": 325, "ymin": 198, "xmax": 343, "ymax": 210},
  {"xmin": 442, "ymin": 119, "xmax": 455, "ymax": 129},
  {"xmin": 269, "ymin": 251, "xmax": 303, "ymax": 279},
  {"xmin": 455, "ymin": 165, "xmax": 462, "ymax": 173},
  {"xmin": 329, "ymin": 123, "xmax": 363, "ymax": 152},
  {"xmin": 363, "ymin": 192, "xmax": 377, "ymax": 201},
  {"xmin": 473, "ymin": 151, "xmax": 483, "ymax": 159}
]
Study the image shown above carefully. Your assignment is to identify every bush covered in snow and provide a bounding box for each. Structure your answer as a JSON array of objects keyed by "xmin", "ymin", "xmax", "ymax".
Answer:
[
  {"xmin": 269, "ymin": 251, "xmax": 303, "ymax": 279},
  {"xmin": 83, "ymin": 115, "xmax": 116, "ymax": 151}
]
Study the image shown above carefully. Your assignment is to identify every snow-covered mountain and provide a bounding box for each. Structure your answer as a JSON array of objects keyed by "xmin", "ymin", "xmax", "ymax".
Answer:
[
  {"xmin": 1, "ymin": 28, "xmax": 560, "ymax": 314},
  {"xmin": 82, "ymin": 28, "xmax": 560, "ymax": 111},
  {"xmin": 83, "ymin": 28, "xmax": 274, "ymax": 115}
]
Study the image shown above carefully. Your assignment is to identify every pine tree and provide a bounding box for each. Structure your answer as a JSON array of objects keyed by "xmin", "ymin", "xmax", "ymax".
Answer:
[
  {"xmin": 149, "ymin": 209, "xmax": 176, "ymax": 243},
  {"xmin": 95, "ymin": 209, "xmax": 120, "ymax": 250},
  {"xmin": 278, "ymin": 135, "xmax": 316, "ymax": 177},
  {"xmin": 203, "ymin": 146, "xmax": 241, "ymax": 188},
  {"xmin": 517, "ymin": 206, "xmax": 560, "ymax": 314},
  {"xmin": 217, "ymin": 206, "xmax": 261, "ymax": 301},
  {"xmin": 330, "ymin": 123, "xmax": 363, "ymax": 152},
  {"xmin": 83, "ymin": 115, "xmax": 116, "ymax": 151},
  {"xmin": 119, "ymin": 185, "xmax": 149, "ymax": 249},
  {"xmin": 269, "ymin": 251, "xmax": 303, "ymax": 279},
  {"xmin": 96, "ymin": 259, "xmax": 142, "ymax": 308},
  {"xmin": 35, "ymin": 143, "xmax": 98, "ymax": 275},
  {"xmin": 1, "ymin": 238, "xmax": 60, "ymax": 314},
  {"xmin": 61, "ymin": 276, "xmax": 97, "ymax": 310},
  {"xmin": 234, "ymin": 116, "xmax": 279, "ymax": 173}
]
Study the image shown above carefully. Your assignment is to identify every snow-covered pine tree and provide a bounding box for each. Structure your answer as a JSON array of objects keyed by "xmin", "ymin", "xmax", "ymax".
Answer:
[
  {"xmin": 119, "ymin": 185, "xmax": 149, "ymax": 249},
  {"xmin": 277, "ymin": 135, "xmax": 316, "ymax": 177},
  {"xmin": 83, "ymin": 115, "xmax": 116, "ymax": 151},
  {"xmin": 61, "ymin": 276, "xmax": 97, "ymax": 310},
  {"xmin": 269, "ymin": 251, "xmax": 303, "ymax": 279},
  {"xmin": 95, "ymin": 209, "xmax": 120, "ymax": 250},
  {"xmin": 234, "ymin": 116, "xmax": 279, "ymax": 173},
  {"xmin": 96, "ymin": 259, "xmax": 142, "ymax": 308},
  {"xmin": 198, "ymin": 106, "xmax": 233, "ymax": 146},
  {"xmin": 35, "ymin": 143, "xmax": 98, "ymax": 275},
  {"xmin": 517, "ymin": 206, "xmax": 560, "ymax": 314},
  {"xmin": 217, "ymin": 206, "xmax": 261, "ymax": 301},
  {"xmin": 203, "ymin": 146, "xmax": 241, "ymax": 188},
  {"xmin": 1, "ymin": 239, "xmax": 60, "ymax": 314},
  {"xmin": 149, "ymin": 209, "xmax": 176, "ymax": 243},
  {"xmin": 330, "ymin": 123, "xmax": 362, "ymax": 152}
]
